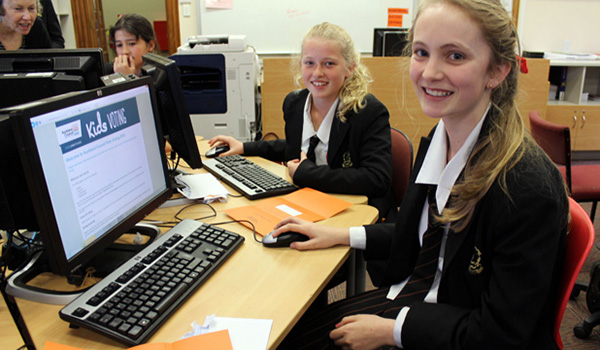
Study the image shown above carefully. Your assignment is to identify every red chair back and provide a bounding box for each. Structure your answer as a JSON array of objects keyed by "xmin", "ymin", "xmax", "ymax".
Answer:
[
  {"xmin": 390, "ymin": 128, "xmax": 413, "ymax": 206},
  {"xmin": 529, "ymin": 110, "xmax": 573, "ymax": 193},
  {"xmin": 554, "ymin": 197, "xmax": 595, "ymax": 349}
]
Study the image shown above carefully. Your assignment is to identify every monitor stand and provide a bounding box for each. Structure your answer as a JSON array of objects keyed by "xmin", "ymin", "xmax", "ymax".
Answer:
[{"xmin": 4, "ymin": 223, "xmax": 161, "ymax": 305}]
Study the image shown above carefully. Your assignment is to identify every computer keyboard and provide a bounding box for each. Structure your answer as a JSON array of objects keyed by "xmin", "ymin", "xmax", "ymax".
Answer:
[
  {"xmin": 203, "ymin": 154, "xmax": 298, "ymax": 199},
  {"xmin": 59, "ymin": 219, "xmax": 244, "ymax": 346}
]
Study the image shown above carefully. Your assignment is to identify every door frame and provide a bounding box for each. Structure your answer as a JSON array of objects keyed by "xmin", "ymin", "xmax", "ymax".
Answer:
[{"xmin": 71, "ymin": 0, "xmax": 181, "ymax": 56}]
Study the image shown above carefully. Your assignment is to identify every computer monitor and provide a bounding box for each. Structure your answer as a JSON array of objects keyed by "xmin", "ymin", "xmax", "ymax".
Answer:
[
  {"xmin": 141, "ymin": 53, "xmax": 203, "ymax": 170},
  {"xmin": 373, "ymin": 28, "xmax": 410, "ymax": 57},
  {"xmin": 1, "ymin": 77, "xmax": 171, "ymax": 283},
  {"xmin": 0, "ymin": 48, "xmax": 105, "ymax": 109}
]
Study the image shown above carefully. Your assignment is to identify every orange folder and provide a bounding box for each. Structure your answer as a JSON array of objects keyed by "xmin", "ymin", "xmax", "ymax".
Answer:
[
  {"xmin": 224, "ymin": 187, "xmax": 352, "ymax": 236},
  {"xmin": 44, "ymin": 329, "xmax": 232, "ymax": 350}
]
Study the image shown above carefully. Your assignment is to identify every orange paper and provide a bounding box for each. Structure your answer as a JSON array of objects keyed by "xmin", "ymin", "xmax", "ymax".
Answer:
[
  {"xmin": 388, "ymin": 8, "xmax": 409, "ymax": 14},
  {"xmin": 224, "ymin": 188, "xmax": 352, "ymax": 236},
  {"xmin": 388, "ymin": 8, "xmax": 408, "ymax": 27},
  {"xmin": 387, "ymin": 16, "xmax": 404, "ymax": 27},
  {"xmin": 44, "ymin": 330, "xmax": 233, "ymax": 350}
]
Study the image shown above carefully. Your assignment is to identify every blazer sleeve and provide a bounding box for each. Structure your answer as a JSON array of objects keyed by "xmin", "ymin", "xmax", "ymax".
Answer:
[
  {"xmin": 242, "ymin": 139, "xmax": 288, "ymax": 162},
  {"xmin": 401, "ymin": 150, "xmax": 568, "ymax": 350},
  {"xmin": 293, "ymin": 95, "xmax": 393, "ymax": 197}
]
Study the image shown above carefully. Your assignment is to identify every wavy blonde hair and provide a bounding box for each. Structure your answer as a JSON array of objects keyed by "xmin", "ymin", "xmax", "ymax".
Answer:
[
  {"xmin": 291, "ymin": 22, "xmax": 371, "ymax": 122},
  {"xmin": 408, "ymin": 0, "xmax": 536, "ymax": 231}
]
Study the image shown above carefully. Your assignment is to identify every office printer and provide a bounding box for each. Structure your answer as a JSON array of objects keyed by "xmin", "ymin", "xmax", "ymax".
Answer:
[
  {"xmin": 171, "ymin": 35, "xmax": 259, "ymax": 141},
  {"xmin": 184, "ymin": 34, "xmax": 246, "ymax": 52}
]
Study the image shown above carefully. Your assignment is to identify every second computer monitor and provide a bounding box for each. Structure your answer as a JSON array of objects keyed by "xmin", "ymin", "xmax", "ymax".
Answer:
[
  {"xmin": 373, "ymin": 28, "xmax": 410, "ymax": 57},
  {"xmin": 0, "ymin": 48, "xmax": 106, "ymax": 109},
  {"xmin": 141, "ymin": 53, "xmax": 202, "ymax": 169}
]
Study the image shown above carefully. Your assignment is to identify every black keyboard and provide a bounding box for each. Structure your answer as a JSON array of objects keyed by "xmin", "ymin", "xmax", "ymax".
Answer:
[
  {"xmin": 59, "ymin": 219, "xmax": 244, "ymax": 346},
  {"xmin": 203, "ymin": 154, "xmax": 297, "ymax": 199}
]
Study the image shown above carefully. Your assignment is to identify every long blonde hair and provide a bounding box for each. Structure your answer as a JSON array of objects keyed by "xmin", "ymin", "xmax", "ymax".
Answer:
[
  {"xmin": 292, "ymin": 22, "xmax": 371, "ymax": 122},
  {"xmin": 409, "ymin": 0, "xmax": 533, "ymax": 231}
]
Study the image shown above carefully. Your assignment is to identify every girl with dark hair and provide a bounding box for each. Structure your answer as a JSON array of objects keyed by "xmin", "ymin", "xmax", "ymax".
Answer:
[{"xmin": 108, "ymin": 13, "xmax": 157, "ymax": 76}]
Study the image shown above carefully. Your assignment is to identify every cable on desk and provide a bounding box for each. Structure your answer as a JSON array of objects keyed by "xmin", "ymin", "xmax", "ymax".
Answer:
[
  {"xmin": 1, "ymin": 230, "xmax": 44, "ymax": 274},
  {"xmin": 173, "ymin": 202, "xmax": 217, "ymax": 222},
  {"xmin": 142, "ymin": 202, "xmax": 218, "ymax": 228},
  {"xmin": 210, "ymin": 219, "xmax": 261, "ymax": 244}
]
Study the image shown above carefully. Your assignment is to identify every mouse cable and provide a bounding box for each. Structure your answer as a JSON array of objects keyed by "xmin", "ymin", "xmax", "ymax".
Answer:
[{"xmin": 210, "ymin": 219, "xmax": 261, "ymax": 243}]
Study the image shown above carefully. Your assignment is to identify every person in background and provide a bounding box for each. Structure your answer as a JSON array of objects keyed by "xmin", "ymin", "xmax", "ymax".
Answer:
[
  {"xmin": 107, "ymin": 13, "xmax": 157, "ymax": 77},
  {"xmin": 39, "ymin": 0, "xmax": 64, "ymax": 48},
  {"xmin": 0, "ymin": 0, "xmax": 50, "ymax": 50},
  {"xmin": 272, "ymin": 0, "xmax": 569, "ymax": 349},
  {"xmin": 209, "ymin": 22, "xmax": 396, "ymax": 222}
]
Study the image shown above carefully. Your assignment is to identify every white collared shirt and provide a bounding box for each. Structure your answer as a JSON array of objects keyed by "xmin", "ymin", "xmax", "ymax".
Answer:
[
  {"xmin": 348, "ymin": 105, "xmax": 490, "ymax": 348},
  {"xmin": 301, "ymin": 93, "xmax": 338, "ymax": 165}
]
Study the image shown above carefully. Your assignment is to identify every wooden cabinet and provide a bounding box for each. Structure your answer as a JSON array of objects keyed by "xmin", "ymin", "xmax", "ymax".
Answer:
[
  {"xmin": 547, "ymin": 105, "xmax": 600, "ymax": 152},
  {"xmin": 547, "ymin": 60, "xmax": 600, "ymax": 154}
]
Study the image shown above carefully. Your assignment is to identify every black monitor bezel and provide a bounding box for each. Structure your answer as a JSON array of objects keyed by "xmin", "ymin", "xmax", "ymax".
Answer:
[
  {"xmin": 5, "ymin": 77, "xmax": 171, "ymax": 277},
  {"xmin": 141, "ymin": 53, "xmax": 203, "ymax": 170},
  {"xmin": 0, "ymin": 48, "xmax": 105, "ymax": 89},
  {"xmin": 372, "ymin": 28, "xmax": 410, "ymax": 57}
]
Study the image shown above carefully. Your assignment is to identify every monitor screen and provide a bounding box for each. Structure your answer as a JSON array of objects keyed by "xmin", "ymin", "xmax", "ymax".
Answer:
[
  {"xmin": 2, "ymin": 77, "xmax": 171, "ymax": 278},
  {"xmin": 0, "ymin": 48, "xmax": 105, "ymax": 109},
  {"xmin": 373, "ymin": 28, "xmax": 410, "ymax": 57},
  {"xmin": 141, "ymin": 53, "xmax": 202, "ymax": 170}
]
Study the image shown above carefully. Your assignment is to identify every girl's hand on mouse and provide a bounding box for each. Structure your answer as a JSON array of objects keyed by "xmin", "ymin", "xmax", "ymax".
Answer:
[
  {"xmin": 272, "ymin": 217, "xmax": 350, "ymax": 250},
  {"xmin": 207, "ymin": 135, "xmax": 243, "ymax": 156}
]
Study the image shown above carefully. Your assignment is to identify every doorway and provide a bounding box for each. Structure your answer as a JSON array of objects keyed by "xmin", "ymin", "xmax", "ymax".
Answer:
[{"xmin": 70, "ymin": 0, "xmax": 180, "ymax": 62}]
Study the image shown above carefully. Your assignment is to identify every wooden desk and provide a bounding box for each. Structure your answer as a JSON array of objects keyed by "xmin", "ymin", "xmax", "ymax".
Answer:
[{"xmin": 1, "ymin": 145, "xmax": 378, "ymax": 350}]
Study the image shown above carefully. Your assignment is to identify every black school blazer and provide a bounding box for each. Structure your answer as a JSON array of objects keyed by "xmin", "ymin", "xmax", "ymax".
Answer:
[
  {"xmin": 245, "ymin": 89, "xmax": 395, "ymax": 216},
  {"xmin": 364, "ymin": 115, "xmax": 568, "ymax": 350}
]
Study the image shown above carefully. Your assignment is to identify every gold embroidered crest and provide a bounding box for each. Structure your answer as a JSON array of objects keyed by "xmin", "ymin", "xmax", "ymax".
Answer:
[
  {"xmin": 468, "ymin": 247, "xmax": 484, "ymax": 275},
  {"xmin": 342, "ymin": 152, "xmax": 353, "ymax": 168}
]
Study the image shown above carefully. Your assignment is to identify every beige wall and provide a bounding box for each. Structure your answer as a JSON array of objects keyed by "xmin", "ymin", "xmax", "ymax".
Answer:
[
  {"xmin": 178, "ymin": 1, "xmax": 199, "ymax": 47},
  {"xmin": 183, "ymin": 0, "xmax": 600, "ymax": 55},
  {"xmin": 520, "ymin": 0, "xmax": 600, "ymax": 54}
]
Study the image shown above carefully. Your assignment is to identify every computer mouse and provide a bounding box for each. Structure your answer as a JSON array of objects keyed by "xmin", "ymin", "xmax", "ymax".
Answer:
[
  {"xmin": 205, "ymin": 145, "xmax": 230, "ymax": 158},
  {"xmin": 262, "ymin": 231, "xmax": 309, "ymax": 248}
]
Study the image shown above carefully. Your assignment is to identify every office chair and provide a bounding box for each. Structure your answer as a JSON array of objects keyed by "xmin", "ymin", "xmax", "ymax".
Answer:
[
  {"xmin": 554, "ymin": 198, "xmax": 595, "ymax": 348},
  {"xmin": 528, "ymin": 110, "xmax": 600, "ymax": 222},
  {"xmin": 390, "ymin": 127, "xmax": 414, "ymax": 207},
  {"xmin": 358, "ymin": 128, "xmax": 413, "ymax": 291}
]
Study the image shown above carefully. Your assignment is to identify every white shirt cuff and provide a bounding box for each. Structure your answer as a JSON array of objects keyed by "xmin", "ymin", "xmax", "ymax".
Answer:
[
  {"xmin": 394, "ymin": 306, "xmax": 410, "ymax": 348},
  {"xmin": 348, "ymin": 226, "xmax": 366, "ymax": 250}
]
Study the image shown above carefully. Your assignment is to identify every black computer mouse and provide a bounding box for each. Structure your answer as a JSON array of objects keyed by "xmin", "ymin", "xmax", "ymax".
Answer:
[
  {"xmin": 262, "ymin": 231, "xmax": 309, "ymax": 248},
  {"xmin": 205, "ymin": 145, "xmax": 230, "ymax": 158}
]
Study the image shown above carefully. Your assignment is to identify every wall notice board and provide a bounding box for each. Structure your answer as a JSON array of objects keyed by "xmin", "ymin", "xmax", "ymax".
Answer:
[{"xmin": 197, "ymin": 0, "xmax": 417, "ymax": 54}]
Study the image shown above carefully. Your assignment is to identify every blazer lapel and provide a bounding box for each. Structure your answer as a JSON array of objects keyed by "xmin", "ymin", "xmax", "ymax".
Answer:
[
  {"xmin": 440, "ymin": 117, "xmax": 493, "ymax": 275},
  {"xmin": 327, "ymin": 110, "xmax": 350, "ymax": 164}
]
